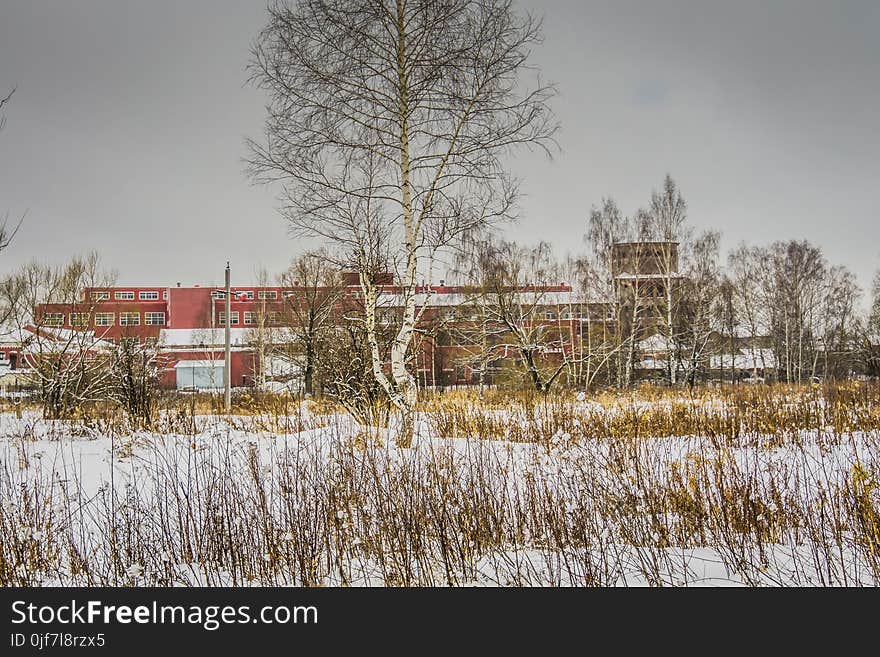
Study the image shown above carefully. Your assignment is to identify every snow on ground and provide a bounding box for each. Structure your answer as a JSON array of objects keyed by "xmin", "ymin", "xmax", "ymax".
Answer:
[{"xmin": 1, "ymin": 407, "xmax": 878, "ymax": 587}]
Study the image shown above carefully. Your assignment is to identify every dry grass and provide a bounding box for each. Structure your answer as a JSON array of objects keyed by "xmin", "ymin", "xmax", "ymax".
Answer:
[
  {"xmin": 0, "ymin": 381, "xmax": 878, "ymax": 586},
  {"xmin": 424, "ymin": 382, "xmax": 880, "ymax": 445}
]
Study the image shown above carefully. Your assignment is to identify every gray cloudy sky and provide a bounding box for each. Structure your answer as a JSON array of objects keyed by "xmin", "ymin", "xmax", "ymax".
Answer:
[{"xmin": 1, "ymin": 0, "xmax": 878, "ymax": 291}]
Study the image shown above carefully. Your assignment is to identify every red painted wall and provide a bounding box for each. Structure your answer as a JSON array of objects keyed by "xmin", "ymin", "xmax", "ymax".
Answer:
[{"xmin": 33, "ymin": 282, "xmax": 576, "ymax": 389}]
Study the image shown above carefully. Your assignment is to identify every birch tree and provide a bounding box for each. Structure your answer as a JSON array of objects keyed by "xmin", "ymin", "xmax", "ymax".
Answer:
[
  {"xmin": 726, "ymin": 244, "xmax": 774, "ymax": 376},
  {"xmin": 766, "ymin": 241, "xmax": 827, "ymax": 383},
  {"xmin": 247, "ymin": 0, "xmax": 557, "ymax": 445},
  {"xmin": 244, "ymin": 268, "xmax": 283, "ymax": 390},
  {"xmin": 646, "ymin": 175, "xmax": 690, "ymax": 385},
  {"xmin": 677, "ymin": 230, "xmax": 721, "ymax": 386},
  {"xmin": 715, "ymin": 274, "xmax": 737, "ymax": 383},
  {"xmin": 586, "ymin": 200, "xmax": 651, "ymax": 386},
  {"xmin": 558, "ymin": 253, "xmax": 619, "ymax": 390}
]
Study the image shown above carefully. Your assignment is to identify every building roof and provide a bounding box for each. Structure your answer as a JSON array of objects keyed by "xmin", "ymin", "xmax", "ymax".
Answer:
[
  {"xmin": 637, "ymin": 333, "xmax": 671, "ymax": 352},
  {"xmin": 375, "ymin": 289, "xmax": 578, "ymax": 308},
  {"xmin": 159, "ymin": 328, "xmax": 251, "ymax": 347},
  {"xmin": 17, "ymin": 326, "xmax": 116, "ymax": 353},
  {"xmin": 173, "ymin": 360, "xmax": 225, "ymax": 369},
  {"xmin": 613, "ymin": 240, "xmax": 679, "ymax": 246},
  {"xmin": 709, "ymin": 349, "xmax": 777, "ymax": 370},
  {"xmin": 614, "ymin": 272, "xmax": 683, "ymax": 280}
]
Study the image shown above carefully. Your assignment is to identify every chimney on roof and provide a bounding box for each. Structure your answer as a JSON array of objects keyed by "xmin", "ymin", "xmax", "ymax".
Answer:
[
  {"xmin": 176, "ymin": 282, "xmax": 181, "ymax": 287},
  {"xmin": 439, "ymin": 279, "xmax": 445, "ymax": 287}
]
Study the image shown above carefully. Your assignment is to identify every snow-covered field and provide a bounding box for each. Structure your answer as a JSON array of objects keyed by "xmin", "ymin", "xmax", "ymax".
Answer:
[{"xmin": 1, "ymin": 397, "xmax": 879, "ymax": 587}]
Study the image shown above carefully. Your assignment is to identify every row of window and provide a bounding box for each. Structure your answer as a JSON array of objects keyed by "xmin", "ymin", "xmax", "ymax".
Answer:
[
  {"xmin": 46, "ymin": 308, "xmax": 586, "ymax": 329},
  {"xmin": 42, "ymin": 312, "xmax": 166, "ymax": 327},
  {"xmin": 91, "ymin": 291, "xmax": 167, "ymax": 301},
  {"xmin": 217, "ymin": 311, "xmax": 282, "ymax": 325},
  {"xmin": 211, "ymin": 290, "xmax": 281, "ymax": 300},
  {"xmin": 90, "ymin": 290, "xmax": 294, "ymax": 302}
]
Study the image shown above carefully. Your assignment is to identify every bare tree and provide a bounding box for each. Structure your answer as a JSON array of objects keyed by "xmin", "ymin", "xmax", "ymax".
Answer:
[
  {"xmin": 247, "ymin": 0, "xmax": 558, "ymax": 445},
  {"xmin": 765, "ymin": 241, "xmax": 828, "ymax": 383},
  {"xmin": 278, "ymin": 251, "xmax": 345, "ymax": 395},
  {"xmin": 243, "ymin": 267, "xmax": 283, "ymax": 390},
  {"xmin": 321, "ymin": 319, "xmax": 395, "ymax": 428},
  {"xmin": 677, "ymin": 230, "xmax": 721, "ymax": 386},
  {"xmin": 872, "ymin": 271, "xmax": 880, "ymax": 334},
  {"xmin": 726, "ymin": 243, "xmax": 774, "ymax": 377},
  {"xmin": 110, "ymin": 336, "xmax": 160, "ymax": 427},
  {"xmin": 645, "ymin": 175, "xmax": 691, "ymax": 385},
  {"xmin": 587, "ymin": 199, "xmax": 627, "ymax": 301},
  {"xmin": 586, "ymin": 200, "xmax": 653, "ymax": 386},
  {"xmin": 862, "ymin": 270, "xmax": 880, "ymax": 376},
  {"xmin": 557, "ymin": 253, "xmax": 614, "ymax": 390},
  {"xmin": 587, "ymin": 199, "xmax": 627, "ymax": 386},
  {"xmin": 715, "ymin": 274, "xmax": 738, "ymax": 383},
  {"xmin": 0, "ymin": 86, "xmax": 23, "ymax": 259},
  {"xmin": 817, "ymin": 265, "xmax": 861, "ymax": 379},
  {"xmin": 1, "ymin": 253, "xmax": 117, "ymax": 419},
  {"xmin": 453, "ymin": 237, "xmax": 573, "ymax": 393}
]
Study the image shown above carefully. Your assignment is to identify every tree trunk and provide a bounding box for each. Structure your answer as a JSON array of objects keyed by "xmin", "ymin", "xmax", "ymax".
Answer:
[
  {"xmin": 304, "ymin": 341, "xmax": 314, "ymax": 396},
  {"xmin": 388, "ymin": 1, "xmax": 418, "ymax": 447}
]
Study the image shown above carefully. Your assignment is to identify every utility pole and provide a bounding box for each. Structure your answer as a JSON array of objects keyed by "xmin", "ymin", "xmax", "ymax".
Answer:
[{"xmin": 225, "ymin": 262, "xmax": 231, "ymax": 414}]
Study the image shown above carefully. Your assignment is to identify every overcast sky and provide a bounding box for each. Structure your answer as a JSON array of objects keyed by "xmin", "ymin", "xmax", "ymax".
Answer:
[{"xmin": 1, "ymin": 0, "xmax": 878, "ymax": 292}]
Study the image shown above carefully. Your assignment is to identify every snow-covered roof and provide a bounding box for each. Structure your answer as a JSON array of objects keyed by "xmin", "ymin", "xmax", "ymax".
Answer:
[
  {"xmin": 614, "ymin": 272, "xmax": 682, "ymax": 280},
  {"xmin": 159, "ymin": 328, "xmax": 251, "ymax": 347},
  {"xmin": 727, "ymin": 324, "xmax": 772, "ymax": 339},
  {"xmin": 710, "ymin": 349, "xmax": 776, "ymax": 370},
  {"xmin": 375, "ymin": 290, "xmax": 578, "ymax": 308},
  {"xmin": 17, "ymin": 326, "xmax": 116, "ymax": 353},
  {"xmin": 159, "ymin": 327, "xmax": 298, "ymax": 347},
  {"xmin": 173, "ymin": 360, "xmax": 225, "ymax": 369},
  {"xmin": 0, "ymin": 320, "xmax": 21, "ymax": 343},
  {"xmin": 637, "ymin": 333, "xmax": 670, "ymax": 352},
  {"xmin": 26, "ymin": 325, "xmax": 114, "ymax": 343}
]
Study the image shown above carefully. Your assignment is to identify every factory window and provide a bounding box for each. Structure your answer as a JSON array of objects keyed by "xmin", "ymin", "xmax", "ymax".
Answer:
[
  {"xmin": 69, "ymin": 312, "xmax": 90, "ymax": 327},
  {"xmin": 43, "ymin": 313, "xmax": 64, "ymax": 327}
]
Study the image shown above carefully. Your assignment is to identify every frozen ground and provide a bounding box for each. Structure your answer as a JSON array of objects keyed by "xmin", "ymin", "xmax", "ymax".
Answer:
[{"xmin": 1, "ymin": 405, "xmax": 878, "ymax": 587}]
